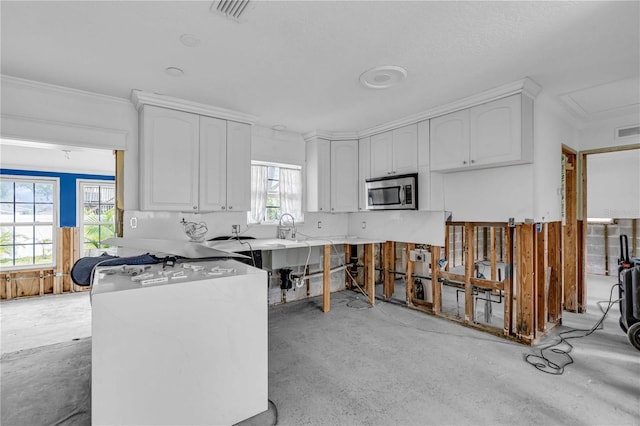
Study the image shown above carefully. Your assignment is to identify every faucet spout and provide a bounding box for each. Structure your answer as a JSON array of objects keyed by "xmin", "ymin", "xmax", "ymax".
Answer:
[{"xmin": 278, "ymin": 213, "xmax": 296, "ymax": 239}]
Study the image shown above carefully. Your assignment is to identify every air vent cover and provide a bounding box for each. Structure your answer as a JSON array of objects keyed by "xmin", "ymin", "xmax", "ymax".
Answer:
[
  {"xmin": 616, "ymin": 125, "xmax": 640, "ymax": 139},
  {"xmin": 211, "ymin": 0, "xmax": 251, "ymax": 21}
]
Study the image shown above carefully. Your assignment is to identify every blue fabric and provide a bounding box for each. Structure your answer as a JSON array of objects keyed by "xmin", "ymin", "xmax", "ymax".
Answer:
[{"xmin": 70, "ymin": 253, "xmax": 160, "ymax": 286}]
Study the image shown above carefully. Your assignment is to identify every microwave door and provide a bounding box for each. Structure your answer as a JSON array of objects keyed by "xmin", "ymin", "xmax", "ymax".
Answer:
[{"xmin": 368, "ymin": 186, "xmax": 401, "ymax": 208}]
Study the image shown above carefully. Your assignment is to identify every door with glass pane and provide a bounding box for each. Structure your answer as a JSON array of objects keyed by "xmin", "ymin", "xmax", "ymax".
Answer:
[{"xmin": 78, "ymin": 181, "xmax": 115, "ymax": 257}]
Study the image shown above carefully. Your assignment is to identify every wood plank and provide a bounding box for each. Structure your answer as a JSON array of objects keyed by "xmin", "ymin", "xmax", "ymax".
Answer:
[
  {"xmin": 469, "ymin": 277, "xmax": 503, "ymax": 292},
  {"xmin": 490, "ymin": 227, "xmax": 497, "ymax": 281},
  {"xmin": 504, "ymin": 225, "xmax": 513, "ymax": 335},
  {"xmin": 547, "ymin": 222, "xmax": 562, "ymax": 323},
  {"xmin": 405, "ymin": 243, "xmax": 416, "ymax": 306},
  {"xmin": 535, "ymin": 224, "xmax": 547, "ymax": 332},
  {"xmin": 450, "ymin": 226, "xmax": 455, "ymax": 270},
  {"xmin": 516, "ymin": 224, "xmax": 536, "ymax": 340},
  {"xmin": 431, "ymin": 246, "xmax": 442, "ymax": 314},
  {"xmin": 444, "ymin": 226, "xmax": 450, "ymax": 269},
  {"xmin": 464, "ymin": 223, "xmax": 475, "ymax": 323},
  {"xmin": 383, "ymin": 241, "xmax": 395, "ymax": 299},
  {"xmin": 563, "ymin": 150, "xmax": 578, "ymax": 312},
  {"xmin": 344, "ymin": 244, "xmax": 352, "ymax": 289},
  {"xmin": 115, "ymin": 150, "xmax": 125, "ymax": 238},
  {"xmin": 438, "ymin": 271, "xmax": 466, "ymax": 284},
  {"xmin": 364, "ymin": 243, "xmax": 375, "ymax": 305},
  {"xmin": 577, "ymin": 220, "xmax": 586, "ymax": 313},
  {"xmin": 322, "ymin": 244, "xmax": 331, "ymax": 313}
]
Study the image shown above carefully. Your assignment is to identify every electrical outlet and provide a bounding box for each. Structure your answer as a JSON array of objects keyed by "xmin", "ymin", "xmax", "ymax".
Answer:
[
  {"xmin": 317, "ymin": 221, "xmax": 322, "ymax": 229},
  {"xmin": 361, "ymin": 221, "xmax": 366, "ymax": 229},
  {"xmin": 232, "ymin": 224, "xmax": 240, "ymax": 234}
]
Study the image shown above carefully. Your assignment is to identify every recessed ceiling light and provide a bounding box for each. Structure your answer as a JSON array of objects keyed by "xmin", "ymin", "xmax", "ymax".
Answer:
[
  {"xmin": 165, "ymin": 67, "xmax": 184, "ymax": 77},
  {"xmin": 359, "ymin": 66, "xmax": 407, "ymax": 89},
  {"xmin": 180, "ymin": 34, "xmax": 201, "ymax": 47},
  {"xmin": 272, "ymin": 124, "xmax": 287, "ymax": 131}
]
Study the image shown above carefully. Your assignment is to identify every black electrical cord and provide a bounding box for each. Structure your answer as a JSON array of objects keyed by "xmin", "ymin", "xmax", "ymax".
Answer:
[{"xmin": 524, "ymin": 282, "xmax": 621, "ymax": 375}]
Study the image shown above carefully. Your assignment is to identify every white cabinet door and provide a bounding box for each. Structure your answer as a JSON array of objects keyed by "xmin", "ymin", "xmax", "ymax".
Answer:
[
  {"xmin": 199, "ymin": 116, "xmax": 227, "ymax": 211},
  {"xmin": 470, "ymin": 94, "xmax": 529, "ymax": 167},
  {"xmin": 225, "ymin": 121, "xmax": 251, "ymax": 212},
  {"xmin": 305, "ymin": 138, "xmax": 331, "ymax": 212},
  {"xmin": 140, "ymin": 105, "xmax": 199, "ymax": 211},
  {"xmin": 358, "ymin": 137, "xmax": 370, "ymax": 211},
  {"xmin": 370, "ymin": 131, "xmax": 394, "ymax": 178},
  {"xmin": 330, "ymin": 139, "xmax": 358, "ymax": 212},
  {"xmin": 392, "ymin": 124, "xmax": 418, "ymax": 175},
  {"xmin": 429, "ymin": 109, "xmax": 470, "ymax": 171}
]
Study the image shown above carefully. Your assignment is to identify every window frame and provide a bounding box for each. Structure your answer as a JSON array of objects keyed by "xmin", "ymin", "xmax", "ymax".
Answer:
[
  {"xmin": 77, "ymin": 179, "xmax": 116, "ymax": 258},
  {"xmin": 0, "ymin": 175, "xmax": 59, "ymax": 271},
  {"xmin": 249, "ymin": 160, "xmax": 304, "ymax": 225}
]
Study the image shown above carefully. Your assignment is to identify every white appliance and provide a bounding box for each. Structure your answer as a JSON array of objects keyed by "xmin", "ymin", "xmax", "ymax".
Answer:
[
  {"xmin": 365, "ymin": 173, "xmax": 418, "ymax": 210},
  {"xmin": 91, "ymin": 259, "xmax": 268, "ymax": 426}
]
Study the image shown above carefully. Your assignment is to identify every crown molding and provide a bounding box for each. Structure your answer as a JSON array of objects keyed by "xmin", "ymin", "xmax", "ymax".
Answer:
[
  {"xmin": 302, "ymin": 130, "xmax": 360, "ymax": 142},
  {"xmin": 357, "ymin": 77, "xmax": 543, "ymax": 138},
  {"xmin": 1, "ymin": 74, "xmax": 132, "ymax": 105},
  {"xmin": 131, "ymin": 90, "xmax": 256, "ymax": 124}
]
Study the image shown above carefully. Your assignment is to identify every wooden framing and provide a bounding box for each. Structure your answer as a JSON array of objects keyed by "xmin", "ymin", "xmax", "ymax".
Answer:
[
  {"xmin": 516, "ymin": 223, "xmax": 535, "ymax": 342},
  {"xmin": 344, "ymin": 244, "xmax": 352, "ymax": 289},
  {"xmin": 431, "ymin": 246, "xmax": 442, "ymax": 314},
  {"xmin": 383, "ymin": 241, "xmax": 395, "ymax": 299},
  {"xmin": 363, "ymin": 243, "xmax": 375, "ymax": 305},
  {"xmin": 504, "ymin": 225, "xmax": 513, "ymax": 336},
  {"xmin": 115, "ymin": 150, "xmax": 125, "ymax": 238},
  {"xmin": 535, "ymin": 224, "xmax": 547, "ymax": 332},
  {"xmin": 547, "ymin": 222, "xmax": 562, "ymax": 323},
  {"xmin": 405, "ymin": 243, "xmax": 416, "ymax": 307},
  {"xmin": 464, "ymin": 224, "xmax": 475, "ymax": 323},
  {"xmin": 322, "ymin": 244, "xmax": 331, "ymax": 312},
  {"xmin": 563, "ymin": 148, "xmax": 579, "ymax": 312}
]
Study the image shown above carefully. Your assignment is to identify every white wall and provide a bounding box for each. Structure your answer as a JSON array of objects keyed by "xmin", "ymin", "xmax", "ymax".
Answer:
[
  {"xmin": 587, "ymin": 149, "xmax": 640, "ymax": 218},
  {"xmin": 0, "ymin": 75, "xmax": 139, "ymax": 208},
  {"xmin": 348, "ymin": 211, "xmax": 448, "ymax": 246},
  {"xmin": 0, "ymin": 143, "xmax": 114, "ymax": 175},
  {"xmin": 579, "ymin": 112, "xmax": 640, "ymax": 151}
]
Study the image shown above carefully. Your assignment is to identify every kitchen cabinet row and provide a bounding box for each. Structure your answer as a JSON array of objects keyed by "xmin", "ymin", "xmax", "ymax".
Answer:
[{"xmin": 138, "ymin": 93, "xmax": 533, "ymax": 213}]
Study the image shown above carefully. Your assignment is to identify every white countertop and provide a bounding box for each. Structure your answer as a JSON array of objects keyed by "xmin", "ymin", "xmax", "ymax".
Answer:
[{"xmin": 206, "ymin": 235, "xmax": 383, "ymax": 253}]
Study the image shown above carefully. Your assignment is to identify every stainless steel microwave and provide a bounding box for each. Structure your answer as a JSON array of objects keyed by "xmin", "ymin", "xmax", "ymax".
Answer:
[{"xmin": 365, "ymin": 173, "xmax": 418, "ymax": 210}]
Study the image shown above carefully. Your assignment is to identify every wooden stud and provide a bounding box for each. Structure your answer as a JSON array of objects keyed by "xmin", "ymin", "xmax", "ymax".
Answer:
[
  {"xmin": 503, "ymin": 225, "xmax": 513, "ymax": 336},
  {"xmin": 364, "ymin": 243, "xmax": 375, "ymax": 305},
  {"xmin": 535, "ymin": 224, "xmax": 547, "ymax": 332},
  {"xmin": 482, "ymin": 227, "xmax": 488, "ymax": 260},
  {"xmin": 604, "ymin": 224, "xmax": 609, "ymax": 275},
  {"xmin": 547, "ymin": 222, "xmax": 562, "ymax": 324},
  {"xmin": 451, "ymin": 226, "xmax": 456, "ymax": 269},
  {"xmin": 516, "ymin": 224, "xmax": 536, "ymax": 341},
  {"xmin": 383, "ymin": 241, "xmax": 395, "ymax": 299},
  {"xmin": 405, "ymin": 243, "xmax": 416, "ymax": 306},
  {"xmin": 322, "ymin": 244, "xmax": 331, "ymax": 312},
  {"xmin": 431, "ymin": 246, "xmax": 442, "ymax": 315},
  {"xmin": 563, "ymin": 149, "xmax": 578, "ymax": 312},
  {"xmin": 444, "ymin": 226, "xmax": 450, "ymax": 269},
  {"xmin": 464, "ymin": 223, "xmax": 475, "ymax": 323},
  {"xmin": 490, "ymin": 227, "xmax": 497, "ymax": 281},
  {"xmin": 344, "ymin": 244, "xmax": 352, "ymax": 289},
  {"xmin": 577, "ymin": 220, "xmax": 586, "ymax": 313},
  {"xmin": 499, "ymin": 227, "xmax": 504, "ymax": 262}
]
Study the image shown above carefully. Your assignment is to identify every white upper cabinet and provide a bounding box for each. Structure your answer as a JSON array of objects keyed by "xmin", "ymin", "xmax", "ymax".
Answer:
[
  {"xmin": 305, "ymin": 138, "xmax": 331, "ymax": 212},
  {"xmin": 358, "ymin": 137, "xmax": 371, "ymax": 211},
  {"xmin": 199, "ymin": 118, "xmax": 251, "ymax": 212},
  {"xmin": 224, "ymin": 121, "xmax": 251, "ymax": 212},
  {"xmin": 370, "ymin": 124, "xmax": 418, "ymax": 178},
  {"xmin": 429, "ymin": 109, "xmax": 470, "ymax": 171},
  {"xmin": 330, "ymin": 139, "xmax": 358, "ymax": 212},
  {"xmin": 140, "ymin": 105, "xmax": 251, "ymax": 212},
  {"xmin": 140, "ymin": 106, "xmax": 200, "ymax": 211},
  {"xmin": 430, "ymin": 94, "xmax": 533, "ymax": 172},
  {"xmin": 306, "ymin": 138, "xmax": 358, "ymax": 213}
]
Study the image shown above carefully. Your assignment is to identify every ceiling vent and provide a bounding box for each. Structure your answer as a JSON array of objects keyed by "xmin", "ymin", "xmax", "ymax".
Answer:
[
  {"xmin": 616, "ymin": 125, "xmax": 640, "ymax": 139},
  {"xmin": 210, "ymin": 0, "xmax": 252, "ymax": 22}
]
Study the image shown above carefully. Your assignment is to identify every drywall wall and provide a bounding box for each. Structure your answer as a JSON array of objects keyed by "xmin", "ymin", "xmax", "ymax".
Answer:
[
  {"xmin": 587, "ymin": 149, "xmax": 640, "ymax": 218},
  {"xmin": 579, "ymin": 112, "xmax": 640, "ymax": 151},
  {"xmin": 252, "ymin": 125, "xmax": 306, "ymax": 166},
  {"xmin": 348, "ymin": 210, "xmax": 448, "ymax": 246},
  {"xmin": 0, "ymin": 76, "xmax": 139, "ymax": 209},
  {"xmin": 532, "ymin": 92, "xmax": 578, "ymax": 222}
]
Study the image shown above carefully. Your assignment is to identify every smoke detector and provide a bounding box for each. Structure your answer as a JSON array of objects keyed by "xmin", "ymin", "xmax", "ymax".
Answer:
[{"xmin": 210, "ymin": 0, "xmax": 253, "ymax": 22}]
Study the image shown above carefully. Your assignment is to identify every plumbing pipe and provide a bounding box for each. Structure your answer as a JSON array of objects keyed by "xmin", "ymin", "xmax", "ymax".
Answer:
[{"xmin": 290, "ymin": 264, "xmax": 347, "ymax": 280}]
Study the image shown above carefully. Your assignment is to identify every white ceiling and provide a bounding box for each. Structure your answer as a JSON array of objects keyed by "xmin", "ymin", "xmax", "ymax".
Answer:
[{"xmin": 1, "ymin": 1, "xmax": 639, "ymax": 134}]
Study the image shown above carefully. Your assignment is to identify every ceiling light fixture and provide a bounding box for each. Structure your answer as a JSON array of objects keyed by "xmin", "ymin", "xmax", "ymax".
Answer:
[
  {"xmin": 359, "ymin": 66, "xmax": 407, "ymax": 89},
  {"xmin": 165, "ymin": 67, "xmax": 184, "ymax": 77},
  {"xmin": 180, "ymin": 34, "xmax": 201, "ymax": 47}
]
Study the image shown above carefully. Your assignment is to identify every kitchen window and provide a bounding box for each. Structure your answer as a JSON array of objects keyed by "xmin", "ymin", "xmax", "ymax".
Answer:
[
  {"xmin": 78, "ymin": 181, "xmax": 115, "ymax": 257},
  {"xmin": 248, "ymin": 162, "xmax": 302, "ymax": 224},
  {"xmin": 0, "ymin": 176, "xmax": 57, "ymax": 269}
]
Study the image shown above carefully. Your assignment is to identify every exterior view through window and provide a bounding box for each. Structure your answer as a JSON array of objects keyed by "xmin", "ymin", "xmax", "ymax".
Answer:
[
  {"xmin": 79, "ymin": 181, "xmax": 115, "ymax": 257},
  {"xmin": 248, "ymin": 162, "xmax": 302, "ymax": 224},
  {"xmin": 0, "ymin": 177, "xmax": 56, "ymax": 268}
]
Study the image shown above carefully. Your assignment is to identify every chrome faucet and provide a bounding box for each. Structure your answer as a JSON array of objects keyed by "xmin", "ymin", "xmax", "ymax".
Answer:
[{"xmin": 277, "ymin": 213, "xmax": 296, "ymax": 239}]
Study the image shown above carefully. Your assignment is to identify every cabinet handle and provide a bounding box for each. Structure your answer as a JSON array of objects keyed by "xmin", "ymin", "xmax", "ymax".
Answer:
[
  {"xmin": 193, "ymin": 206, "xmax": 197, "ymax": 210},
  {"xmin": 228, "ymin": 206, "xmax": 233, "ymax": 210},
  {"xmin": 331, "ymin": 208, "xmax": 335, "ymax": 211},
  {"xmin": 463, "ymin": 161, "xmax": 467, "ymax": 165},
  {"xmin": 221, "ymin": 206, "xmax": 226, "ymax": 210},
  {"xmin": 319, "ymin": 207, "xmax": 323, "ymax": 211},
  {"xmin": 471, "ymin": 160, "xmax": 475, "ymax": 164}
]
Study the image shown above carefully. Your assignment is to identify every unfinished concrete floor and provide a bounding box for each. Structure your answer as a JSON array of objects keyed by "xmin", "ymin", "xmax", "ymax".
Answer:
[{"xmin": 2, "ymin": 274, "xmax": 639, "ymax": 425}]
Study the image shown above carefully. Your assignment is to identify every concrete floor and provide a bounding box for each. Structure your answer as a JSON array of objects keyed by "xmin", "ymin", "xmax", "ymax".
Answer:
[{"xmin": 1, "ymin": 274, "xmax": 639, "ymax": 425}]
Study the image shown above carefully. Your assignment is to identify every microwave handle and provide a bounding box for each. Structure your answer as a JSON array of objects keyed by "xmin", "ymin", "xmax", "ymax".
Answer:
[{"xmin": 400, "ymin": 185, "xmax": 405, "ymax": 205}]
